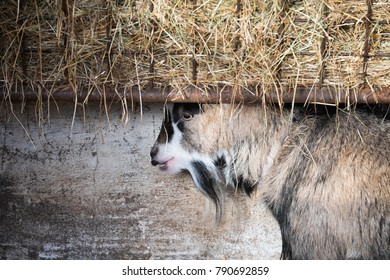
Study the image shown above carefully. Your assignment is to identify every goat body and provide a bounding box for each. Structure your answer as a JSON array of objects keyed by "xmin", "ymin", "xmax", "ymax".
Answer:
[{"xmin": 150, "ymin": 103, "xmax": 390, "ymax": 259}]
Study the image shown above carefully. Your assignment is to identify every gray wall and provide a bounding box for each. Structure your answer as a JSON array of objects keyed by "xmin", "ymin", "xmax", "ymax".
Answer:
[{"xmin": 0, "ymin": 102, "xmax": 281, "ymax": 259}]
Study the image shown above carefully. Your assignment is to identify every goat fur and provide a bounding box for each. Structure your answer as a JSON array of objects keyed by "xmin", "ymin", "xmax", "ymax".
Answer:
[{"xmin": 150, "ymin": 103, "xmax": 390, "ymax": 259}]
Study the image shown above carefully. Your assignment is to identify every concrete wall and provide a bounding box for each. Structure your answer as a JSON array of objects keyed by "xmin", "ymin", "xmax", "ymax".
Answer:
[{"xmin": 0, "ymin": 102, "xmax": 281, "ymax": 260}]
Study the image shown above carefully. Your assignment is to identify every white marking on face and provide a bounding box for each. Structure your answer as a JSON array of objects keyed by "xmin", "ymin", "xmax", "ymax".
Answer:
[{"xmin": 153, "ymin": 122, "xmax": 191, "ymax": 175}]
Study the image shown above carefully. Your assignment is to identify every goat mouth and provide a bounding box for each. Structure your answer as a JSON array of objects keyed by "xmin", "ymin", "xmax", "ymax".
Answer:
[{"xmin": 158, "ymin": 157, "xmax": 175, "ymax": 171}]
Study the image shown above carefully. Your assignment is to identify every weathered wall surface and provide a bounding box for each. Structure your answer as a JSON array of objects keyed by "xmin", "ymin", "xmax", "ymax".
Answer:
[{"xmin": 0, "ymin": 102, "xmax": 281, "ymax": 260}]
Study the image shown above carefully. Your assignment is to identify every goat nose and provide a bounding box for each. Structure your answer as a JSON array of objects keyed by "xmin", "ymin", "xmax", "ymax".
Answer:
[
  {"xmin": 150, "ymin": 146, "xmax": 157, "ymax": 158},
  {"xmin": 150, "ymin": 146, "xmax": 158, "ymax": 166}
]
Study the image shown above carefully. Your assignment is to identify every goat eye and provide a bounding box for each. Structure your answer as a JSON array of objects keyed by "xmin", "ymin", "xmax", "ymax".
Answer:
[{"xmin": 182, "ymin": 112, "xmax": 193, "ymax": 121}]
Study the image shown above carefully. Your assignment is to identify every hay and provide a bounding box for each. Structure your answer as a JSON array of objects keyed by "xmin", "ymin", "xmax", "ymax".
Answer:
[
  {"xmin": 1, "ymin": 0, "xmax": 67, "ymax": 95},
  {"xmin": 367, "ymin": 18, "xmax": 390, "ymax": 89},
  {"xmin": 1, "ymin": 0, "xmax": 390, "ymax": 107}
]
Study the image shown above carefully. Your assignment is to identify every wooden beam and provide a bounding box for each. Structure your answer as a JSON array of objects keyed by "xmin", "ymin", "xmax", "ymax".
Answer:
[{"xmin": 2, "ymin": 86, "xmax": 390, "ymax": 104}]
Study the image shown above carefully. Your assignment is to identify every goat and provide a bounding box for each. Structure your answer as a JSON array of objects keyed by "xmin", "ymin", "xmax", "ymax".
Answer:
[{"xmin": 150, "ymin": 103, "xmax": 390, "ymax": 259}]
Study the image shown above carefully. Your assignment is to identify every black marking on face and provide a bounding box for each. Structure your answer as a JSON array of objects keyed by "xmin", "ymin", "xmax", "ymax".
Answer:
[
  {"xmin": 157, "ymin": 106, "xmax": 174, "ymax": 144},
  {"xmin": 191, "ymin": 160, "xmax": 221, "ymax": 221},
  {"xmin": 172, "ymin": 103, "xmax": 201, "ymax": 132}
]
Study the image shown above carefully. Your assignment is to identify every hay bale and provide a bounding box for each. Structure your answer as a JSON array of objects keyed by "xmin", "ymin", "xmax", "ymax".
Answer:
[
  {"xmin": 1, "ymin": 0, "xmax": 389, "ymax": 104},
  {"xmin": 368, "ymin": 13, "xmax": 390, "ymax": 89}
]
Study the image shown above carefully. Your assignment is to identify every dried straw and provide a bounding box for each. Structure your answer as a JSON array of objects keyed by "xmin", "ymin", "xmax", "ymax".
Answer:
[{"xmin": 1, "ymin": 0, "xmax": 390, "ymax": 111}]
